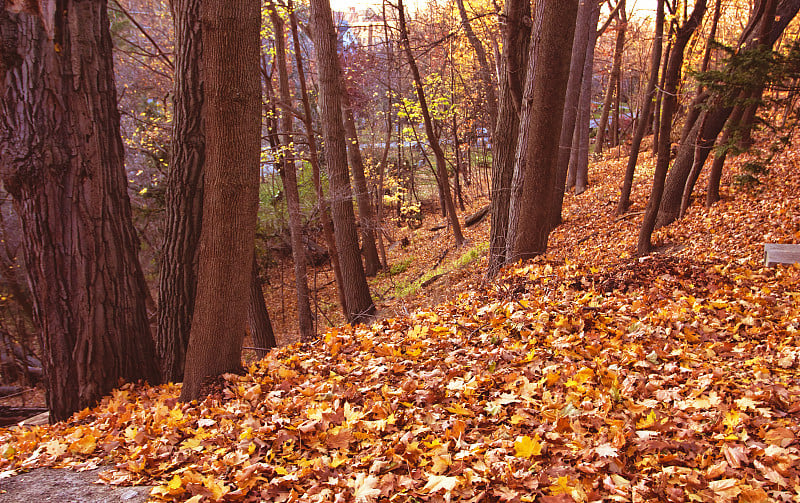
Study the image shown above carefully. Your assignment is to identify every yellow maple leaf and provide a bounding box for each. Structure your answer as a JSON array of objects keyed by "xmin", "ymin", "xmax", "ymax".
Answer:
[
  {"xmin": 167, "ymin": 474, "xmax": 183, "ymax": 493},
  {"xmin": 445, "ymin": 403, "xmax": 474, "ymax": 416},
  {"xmin": 637, "ymin": 410, "xmax": 657, "ymax": 429},
  {"xmin": 549, "ymin": 475, "xmax": 575, "ymax": 495},
  {"xmin": 514, "ymin": 434, "xmax": 542, "ymax": 458},
  {"xmin": 69, "ymin": 434, "xmax": 96, "ymax": 455}
]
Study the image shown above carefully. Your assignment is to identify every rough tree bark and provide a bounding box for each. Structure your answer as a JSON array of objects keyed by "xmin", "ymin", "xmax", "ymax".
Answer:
[
  {"xmin": 506, "ymin": 0, "xmax": 579, "ymax": 263},
  {"xmin": 0, "ymin": 2, "xmax": 160, "ymax": 421},
  {"xmin": 248, "ymin": 258, "xmax": 276, "ymax": 358},
  {"xmin": 157, "ymin": 0, "xmax": 204, "ymax": 383},
  {"xmin": 181, "ymin": 0, "xmax": 261, "ymax": 401},
  {"xmin": 309, "ymin": 0, "xmax": 375, "ymax": 324},
  {"xmin": 397, "ymin": 0, "xmax": 465, "ymax": 247},
  {"xmin": 638, "ymin": 0, "xmax": 707, "ymax": 256},
  {"xmin": 269, "ymin": 0, "xmax": 315, "ymax": 342},
  {"xmin": 615, "ymin": 0, "xmax": 664, "ymax": 215}
]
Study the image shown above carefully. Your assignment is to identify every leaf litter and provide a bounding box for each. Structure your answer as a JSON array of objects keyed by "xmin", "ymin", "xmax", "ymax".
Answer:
[{"xmin": 2, "ymin": 138, "xmax": 800, "ymax": 502}]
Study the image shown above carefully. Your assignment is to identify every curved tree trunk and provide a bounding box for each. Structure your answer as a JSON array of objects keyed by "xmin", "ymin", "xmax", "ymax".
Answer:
[
  {"xmin": 269, "ymin": 1, "xmax": 315, "ymax": 342},
  {"xmin": 638, "ymin": 0, "xmax": 707, "ymax": 256},
  {"xmin": 310, "ymin": 0, "xmax": 376, "ymax": 324},
  {"xmin": 616, "ymin": 0, "xmax": 664, "ymax": 215},
  {"xmin": 0, "ymin": 3, "xmax": 160, "ymax": 421},
  {"xmin": 571, "ymin": 19, "xmax": 600, "ymax": 195},
  {"xmin": 506, "ymin": 0, "xmax": 579, "ymax": 262},
  {"xmin": 181, "ymin": 0, "xmax": 261, "ymax": 401},
  {"xmin": 157, "ymin": 0, "xmax": 204, "ymax": 383},
  {"xmin": 486, "ymin": 0, "xmax": 531, "ymax": 277}
]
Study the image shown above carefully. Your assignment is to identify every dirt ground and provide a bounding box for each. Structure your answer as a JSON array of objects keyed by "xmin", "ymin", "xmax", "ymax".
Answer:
[{"xmin": 0, "ymin": 468, "xmax": 151, "ymax": 503}]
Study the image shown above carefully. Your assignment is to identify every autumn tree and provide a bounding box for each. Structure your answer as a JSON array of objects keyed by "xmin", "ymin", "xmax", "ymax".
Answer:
[
  {"xmin": 309, "ymin": 0, "xmax": 376, "ymax": 324},
  {"xmin": 637, "ymin": 0, "xmax": 707, "ymax": 255},
  {"xmin": 0, "ymin": 1, "xmax": 160, "ymax": 421},
  {"xmin": 505, "ymin": 0, "xmax": 579, "ymax": 262},
  {"xmin": 180, "ymin": 0, "xmax": 261, "ymax": 400}
]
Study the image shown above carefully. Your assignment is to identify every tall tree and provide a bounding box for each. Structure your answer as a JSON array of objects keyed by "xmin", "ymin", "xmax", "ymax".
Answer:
[
  {"xmin": 269, "ymin": 0, "xmax": 315, "ymax": 342},
  {"xmin": 486, "ymin": 0, "xmax": 531, "ymax": 277},
  {"xmin": 616, "ymin": 0, "xmax": 665, "ymax": 215},
  {"xmin": 309, "ymin": 0, "xmax": 376, "ymax": 324},
  {"xmin": 593, "ymin": 0, "xmax": 626, "ymax": 156},
  {"xmin": 506, "ymin": 0, "xmax": 579, "ymax": 262},
  {"xmin": 0, "ymin": 1, "xmax": 160, "ymax": 421},
  {"xmin": 397, "ymin": 0, "xmax": 465, "ymax": 247},
  {"xmin": 156, "ymin": 0, "xmax": 204, "ymax": 383},
  {"xmin": 181, "ymin": 0, "xmax": 261, "ymax": 400},
  {"xmin": 552, "ymin": 0, "xmax": 601, "ymax": 229},
  {"xmin": 455, "ymin": 0, "xmax": 497, "ymax": 129},
  {"xmin": 637, "ymin": 0, "xmax": 707, "ymax": 256}
]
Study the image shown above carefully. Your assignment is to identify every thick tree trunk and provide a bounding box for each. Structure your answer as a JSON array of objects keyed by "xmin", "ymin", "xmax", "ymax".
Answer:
[
  {"xmin": 181, "ymin": 0, "xmax": 261, "ymax": 401},
  {"xmin": 0, "ymin": 4, "xmax": 160, "ymax": 421},
  {"xmin": 638, "ymin": 0, "xmax": 707, "ymax": 256},
  {"xmin": 552, "ymin": 0, "xmax": 600, "ymax": 229},
  {"xmin": 248, "ymin": 258, "xmax": 276, "ymax": 358},
  {"xmin": 455, "ymin": 0, "xmax": 497, "ymax": 129},
  {"xmin": 288, "ymin": 0, "xmax": 348, "ymax": 318},
  {"xmin": 269, "ymin": 1, "xmax": 315, "ymax": 342},
  {"xmin": 157, "ymin": 0, "xmax": 204, "ymax": 383},
  {"xmin": 506, "ymin": 0, "xmax": 579, "ymax": 262},
  {"xmin": 706, "ymin": 104, "xmax": 746, "ymax": 207},
  {"xmin": 593, "ymin": 1, "xmax": 626, "ymax": 156},
  {"xmin": 397, "ymin": 0, "xmax": 465, "ymax": 247},
  {"xmin": 485, "ymin": 0, "xmax": 531, "ymax": 277},
  {"xmin": 342, "ymin": 93, "xmax": 382, "ymax": 276},
  {"xmin": 309, "ymin": 0, "xmax": 375, "ymax": 324},
  {"xmin": 616, "ymin": 0, "xmax": 664, "ymax": 215}
]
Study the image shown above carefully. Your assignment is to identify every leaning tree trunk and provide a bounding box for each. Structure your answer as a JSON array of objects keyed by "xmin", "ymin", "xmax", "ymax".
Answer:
[
  {"xmin": 269, "ymin": 0, "xmax": 315, "ymax": 342},
  {"xmin": 248, "ymin": 258, "xmax": 277, "ymax": 358},
  {"xmin": 0, "ymin": 3, "xmax": 160, "ymax": 421},
  {"xmin": 397, "ymin": 0, "xmax": 465, "ymax": 247},
  {"xmin": 181, "ymin": 0, "xmax": 261, "ymax": 401},
  {"xmin": 506, "ymin": 0, "xmax": 579, "ymax": 262},
  {"xmin": 485, "ymin": 0, "xmax": 531, "ymax": 277},
  {"xmin": 157, "ymin": 0, "xmax": 204, "ymax": 383},
  {"xmin": 309, "ymin": 0, "xmax": 375, "ymax": 324},
  {"xmin": 342, "ymin": 92, "xmax": 382, "ymax": 276},
  {"xmin": 616, "ymin": 0, "xmax": 664, "ymax": 215},
  {"xmin": 638, "ymin": 0, "xmax": 707, "ymax": 256}
]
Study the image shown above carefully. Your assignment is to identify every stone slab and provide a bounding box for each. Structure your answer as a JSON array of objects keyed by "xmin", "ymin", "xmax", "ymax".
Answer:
[{"xmin": 764, "ymin": 243, "xmax": 800, "ymax": 267}]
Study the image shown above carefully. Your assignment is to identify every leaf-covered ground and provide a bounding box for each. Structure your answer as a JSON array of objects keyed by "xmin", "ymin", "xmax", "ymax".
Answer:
[{"xmin": 2, "ymin": 138, "xmax": 800, "ymax": 502}]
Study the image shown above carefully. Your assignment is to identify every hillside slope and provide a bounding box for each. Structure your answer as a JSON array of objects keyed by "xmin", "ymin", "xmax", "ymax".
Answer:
[{"xmin": 2, "ymin": 139, "xmax": 800, "ymax": 502}]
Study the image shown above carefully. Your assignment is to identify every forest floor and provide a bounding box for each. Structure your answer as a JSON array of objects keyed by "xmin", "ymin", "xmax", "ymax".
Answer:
[{"xmin": 1, "ymin": 133, "xmax": 800, "ymax": 502}]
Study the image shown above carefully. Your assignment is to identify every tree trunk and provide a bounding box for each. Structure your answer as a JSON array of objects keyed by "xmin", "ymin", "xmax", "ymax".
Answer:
[
  {"xmin": 638, "ymin": 0, "xmax": 707, "ymax": 256},
  {"xmin": 616, "ymin": 0, "xmax": 664, "ymax": 215},
  {"xmin": 506, "ymin": 0, "xmax": 579, "ymax": 262},
  {"xmin": 397, "ymin": 0, "xmax": 465, "ymax": 247},
  {"xmin": 288, "ymin": 0, "xmax": 348, "ymax": 318},
  {"xmin": 157, "ymin": 0, "xmax": 204, "ymax": 383},
  {"xmin": 593, "ymin": 0, "xmax": 626, "ymax": 156},
  {"xmin": 706, "ymin": 103, "xmax": 746, "ymax": 207},
  {"xmin": 248, "ymin": 258, "xmax": 276, "ymax": 358},
  {"xmin": 652, "ymin": 39, "xmax": 671, "ymax": 156},
  {"xmin": 0, "ymin": 3, "xmax": 160, "ymax": 421},
  {"xmin": 455, "ymin": 0, "xmax": 497, "ymax": 130},
  {"xmin": 485, "ymin": 0, "xmax": 531, "ymax": 277},
  {"xmin": 309, "ymin": 0, "xmax": 375, "ymax": 324},
  {"xmin": 269, "ymin": 1, "xmax": 315, "ymax": 342},
  {"xmin": 552, "ymin": 0, "xmax": 601, "ymax": 229},
  {"xmin": 181, "ymin": 0, "xmax": 261, "ymax": 401},
  {"xmin": 342, "ymin": 93, "xmax": 382, "ymax": 276},
  {"xmin": 570, "ymin": 15, "xmax": 601, "ymax": 195}
]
